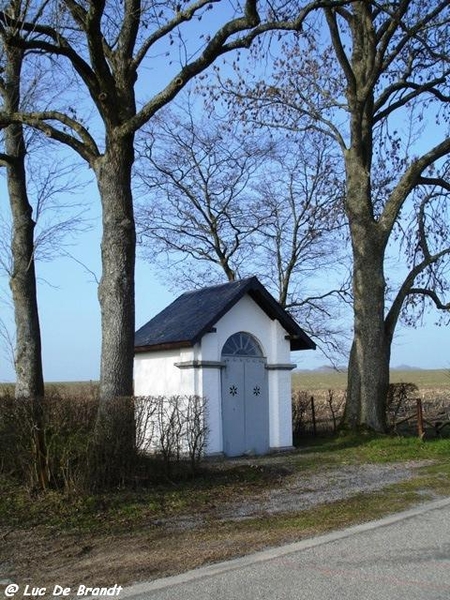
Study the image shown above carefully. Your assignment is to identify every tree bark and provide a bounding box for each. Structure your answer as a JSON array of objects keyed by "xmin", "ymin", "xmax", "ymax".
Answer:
[
  {"xmin": 6, "ymin": 132, "xmax": 45, "ymax": 400},
  {"xmin": 94, "ymin": 133, "xmax": 136, "ymax": 403},
  {"xmin": 4, "ymin": 48, "xmax": 45, "ymax": 400},
  {"xmin": 344, "ymin": 251, "xmax": 390, "ymax": 431},
  {"xmin": 343, "ymin": 154, "xmax": 389, "ymax": 432},
  {"xmin": 89, "ymin": 134, "xmax": 137, "ymax": 483}
]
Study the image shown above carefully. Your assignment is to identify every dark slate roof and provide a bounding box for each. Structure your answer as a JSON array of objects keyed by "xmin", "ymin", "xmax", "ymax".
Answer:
[{"xmin": 135, "ymin": 276, "xmax": 316, "ymax": 353}]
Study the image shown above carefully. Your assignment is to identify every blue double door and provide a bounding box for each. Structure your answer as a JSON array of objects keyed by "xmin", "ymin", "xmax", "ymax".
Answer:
[{"xmin": 221, "ymin": 356, "xmax": 269, "ymax": 457}]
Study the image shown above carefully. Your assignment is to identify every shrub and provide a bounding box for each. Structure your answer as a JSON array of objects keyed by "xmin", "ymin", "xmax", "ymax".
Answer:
[
  {"xmin": 0, "ymin": 390, "xmax": 208, "ymax": 494},
  {"xmin": 135, "ymin": 395, "xmax": 208, "ymax": 478},
  {"xmin": 386, "ymin": 382, "xmax": 419, "ymax": 430},
  {"xmin": 0, "ymin": 391, "xmax": 99, "ymax": 492},
  {"xmin": 292, "ymin": 390, "xmax": 310, "ymax": 441}
]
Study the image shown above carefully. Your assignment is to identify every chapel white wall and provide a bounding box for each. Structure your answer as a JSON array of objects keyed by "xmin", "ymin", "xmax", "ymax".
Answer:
[{"xmin": 134, "ymin": 347, "xmax": 198, "ymax": 397}]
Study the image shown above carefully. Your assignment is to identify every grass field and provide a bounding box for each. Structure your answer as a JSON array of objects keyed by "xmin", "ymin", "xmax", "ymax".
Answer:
[{"xmin": 293, "ymin": 368, "xmax": 450, "ymax": 391}]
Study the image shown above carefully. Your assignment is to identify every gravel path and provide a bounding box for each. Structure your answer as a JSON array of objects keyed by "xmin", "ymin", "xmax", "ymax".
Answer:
[
  {"xmin": 218, "ymin": 461, "xmax": 433, "ymax": 520},
  {"xmin": 159, "ymin": 459, "xmax": 433, "ymax": 531}
]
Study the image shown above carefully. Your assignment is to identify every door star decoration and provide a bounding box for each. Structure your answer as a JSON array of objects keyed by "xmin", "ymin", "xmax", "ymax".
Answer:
[{"xmin": 229, "ymin": 385, "xmax": 238, "ymax": 396}]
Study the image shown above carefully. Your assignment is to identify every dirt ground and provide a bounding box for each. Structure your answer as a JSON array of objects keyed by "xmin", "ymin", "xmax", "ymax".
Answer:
[{"xmin": 0, "ymin": 457, "xmax": 436, "ymax": 594}]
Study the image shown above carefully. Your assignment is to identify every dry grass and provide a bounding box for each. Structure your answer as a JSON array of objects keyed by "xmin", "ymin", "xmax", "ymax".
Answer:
[
  {"xmin": 1, "ymin": 368, "xmax": 447, "ymax": 400},
  {"xmin": 0, "ymin": 488, "xmax": 427, "ymax": 591}
]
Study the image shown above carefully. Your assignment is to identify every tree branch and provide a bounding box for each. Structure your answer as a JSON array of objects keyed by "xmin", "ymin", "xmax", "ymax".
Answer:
[
  {"xmin": 324, "ymin": 7, "xmax": 356, "ymax": 96},
  {"xmin": 0, "ymin": 152, "xmax": 13, "ymax": 166},
  {"xmin": 0, "ymin": 11, "xmax": 101, "ymax": 97},
  {"xmin": 407, "ymin": 288, "xmax": 450, "ymax": 310},
  {"xmin": 132, "ymin": 0, "xmax": 218, "ymax": 71},
  {"xmin": 118, "ymin": 0, "xmax": 141, "ymax": 65},
  {"xmin": 379, "ymin": 137, "xmax": 450, "ymax": 238},
  {"xmin": 418, "ymin": 177, "xmax": 450, "ymax": 192},
  {"xmin": 64, "ymin": 0, "xmax": 115, "ymax": 93},
  {"xmin": 375, "ymin": 74, "xmax": 450, "ymax": 122},
  {"xmin": 126, "ymin": 0, "xmax": 353, "ymax": 135},
  {"xmin": 0, "ymin": 110, "xmax": 100, "ymax": 163},
  {"xmin": 385, "ymin": 247, "xmax": 450, "ymax": 339}
]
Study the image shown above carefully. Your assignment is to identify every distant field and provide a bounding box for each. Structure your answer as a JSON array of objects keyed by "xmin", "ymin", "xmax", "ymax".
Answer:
[
  {"xmin": 1, "ymin": 370, "xmax": 448, "ymax": 409},
  {"xmin": 294, "ymin": 369, "xmax": 449, "ymax": 391},
  {"xmin": 0, "ymin": 381, "xmax": 99, "ymax": 396},
  {"xmin": 1, "ymin": 371, "xmax": 448, "ymax": 394}
]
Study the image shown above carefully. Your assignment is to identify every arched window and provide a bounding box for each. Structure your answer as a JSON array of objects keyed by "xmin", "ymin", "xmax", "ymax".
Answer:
[{"xmin": 221, "ymin": 332, "xmax": 263, "ymax": 357}]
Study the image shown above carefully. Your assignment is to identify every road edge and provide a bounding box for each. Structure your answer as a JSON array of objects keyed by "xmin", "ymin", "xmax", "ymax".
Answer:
[{"xmin": 119, "ymin": 496, "xmax": 450, "ymax": 597}]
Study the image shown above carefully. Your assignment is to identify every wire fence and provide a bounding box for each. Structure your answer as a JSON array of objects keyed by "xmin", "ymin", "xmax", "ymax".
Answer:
[{"xmin": 293, "ymin": 383, "xmax": 450, "ymax": 440}]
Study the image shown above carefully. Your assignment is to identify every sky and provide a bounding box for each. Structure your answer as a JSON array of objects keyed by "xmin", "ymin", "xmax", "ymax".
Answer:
[{"xmin": 0, "ymin": 4, "xmax": 449, "ymax": 383}]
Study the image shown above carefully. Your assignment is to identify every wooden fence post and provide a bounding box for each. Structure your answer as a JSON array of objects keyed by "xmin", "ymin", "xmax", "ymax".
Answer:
[
  {"xmin": 310, "ymin": 396, "xmax": 317, "ymax": 437},
  {"xmin": 417, "ymin": 398, "xmax": 425, "ymax": 439}
]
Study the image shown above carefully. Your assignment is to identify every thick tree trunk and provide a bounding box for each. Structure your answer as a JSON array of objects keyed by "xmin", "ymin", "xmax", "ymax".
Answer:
[
  {"xmin": 90, "ymin": 135, "xmax": 137, "ymax": 486},
  {"xmin": 6, "ymin": 137, "xmax": 49, "ymax": 488},
  {"xmin": 4, "ymin": 49, "xmax": 44, "ymax": 400},
  {"xmin": 343, "ymin": 158, "xmax": 390, "ymax": 432},
  {"xmin": 95, "ymin": 134, "xmax": 136, "ymax": 403},
  {"xmin": 344, "ymin": 249, "xmax": 390, "ymax": 431},
  {"xmin": 7, "ymin": 130, "xmax": 45, "ymax": 400},
  {"xmin": 4, "ymin": 46, "xmax": 47, "ymax": 489}
]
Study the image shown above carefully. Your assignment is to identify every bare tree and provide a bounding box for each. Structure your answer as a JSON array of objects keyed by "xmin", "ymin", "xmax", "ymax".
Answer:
[
  {"xmin": 0, "ymin": 1, "xmax": 91, "ymax": 489},
  {"xmin": 217, "ymin": 1, "xmax": 450, "ymax": 430},
  {"xmin": 0, "ymin": 31, "xmax": 50, "ymax": 486},
  {"xmin": 252, "ymin": 133, "xmax": 351, "ymax": 362},
  {"xmin": 0, "ymin": 0, "xmax": 349, "ymax": 411},
  {"xmin": 327, "ymin": 2, "xmax": 450, "ymax": 431},
  {"xmin": 136, "ymin": 102, "xmax": 351, "ymax": 362},
  {"xmin": 136, "ymin": 100, "xmax": 274, "ymax": 286}
]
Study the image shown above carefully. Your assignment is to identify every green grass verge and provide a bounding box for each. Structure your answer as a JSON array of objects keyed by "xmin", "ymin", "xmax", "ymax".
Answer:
[
  {"xmin": 234, "ymin": 488, "xmax": 427, "ymax": 534},
  {"xmin": 299, "ymin": 431, "xmax": 450, "ymax": 460}
]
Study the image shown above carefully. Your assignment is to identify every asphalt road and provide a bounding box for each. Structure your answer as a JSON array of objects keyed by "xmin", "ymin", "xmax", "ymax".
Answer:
[{"xmin": 120, "ymin": 497, "xmax": 450, "ymax": 600}]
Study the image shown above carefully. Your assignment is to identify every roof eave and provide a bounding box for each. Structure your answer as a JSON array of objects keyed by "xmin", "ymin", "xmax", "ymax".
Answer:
[
  {"xmin": 289, "ymin": 336, "xmax": 316, "ymax": 351},
  {"xmin": 134, "ymin": 340, "xmax": 193, "ymax": 353}
]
